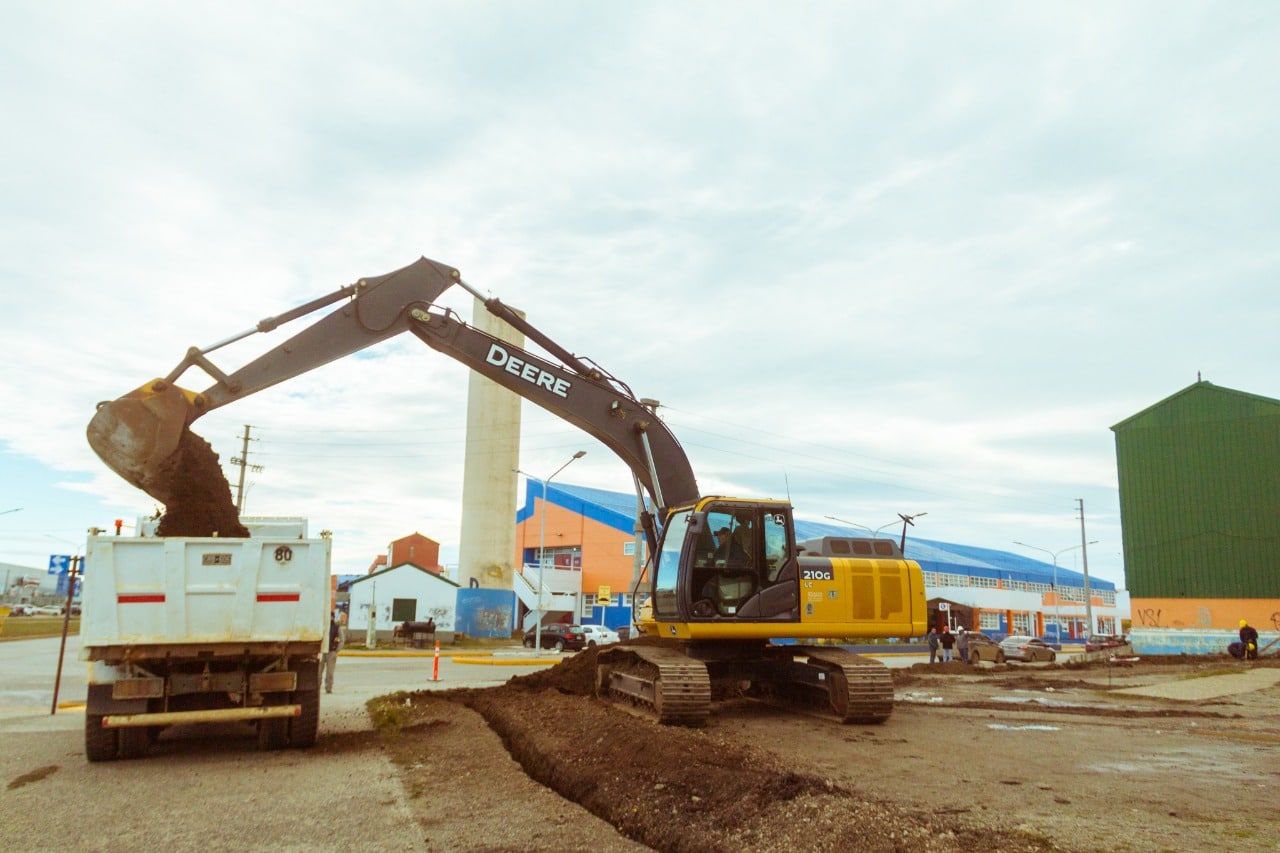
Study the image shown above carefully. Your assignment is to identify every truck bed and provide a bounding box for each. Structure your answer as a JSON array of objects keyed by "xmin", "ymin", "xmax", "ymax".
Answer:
[{"xmin": 80, "ymin": 533, "xmax": 332, "ymax": 657}]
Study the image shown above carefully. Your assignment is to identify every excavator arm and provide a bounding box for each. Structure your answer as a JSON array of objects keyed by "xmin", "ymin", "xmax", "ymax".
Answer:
[{"xmin": 86, "ymin": 256, "xmax": 699, "ymax": 517}]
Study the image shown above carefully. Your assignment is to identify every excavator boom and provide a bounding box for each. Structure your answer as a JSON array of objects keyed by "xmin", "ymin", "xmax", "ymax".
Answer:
[{"xmin": 86, "ymin": 256, "xmax": 699, "ymax": 517}]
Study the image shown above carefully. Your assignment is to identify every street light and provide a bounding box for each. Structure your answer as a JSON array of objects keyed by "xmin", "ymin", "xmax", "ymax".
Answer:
[
  {"xmin": 897, "ymin": 512, "xmax": 927, "ymax": 554},
  {"xmin": 1013, "ymin": 540, "xmax": 1097, "ymax": 642},
  {"xmin": 824, "ymin": 515, "xmax": 899, "ymax": 538},
  {"xmin": 518, "ymin": 450, "xmax": 586, "ymax": 655},
  {"xmin": 824, "ymin": 515, "xmax": 873, "ymax": 534}
]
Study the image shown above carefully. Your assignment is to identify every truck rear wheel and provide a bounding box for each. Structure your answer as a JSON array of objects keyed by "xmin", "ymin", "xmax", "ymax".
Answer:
[
  {"xmin": 85, "ymin": 714, "xmax": 118, "ymax": 762},
  {"xmin": 289, "ymin": 687, "xmax": 320, "ymax": 748}
]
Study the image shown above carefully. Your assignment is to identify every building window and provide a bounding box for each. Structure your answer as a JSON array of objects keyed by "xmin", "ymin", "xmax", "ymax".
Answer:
[
  {"xmin": 391, "ymin": 598, "xmax": 416, "ymax": 622},
  {"xmin": 582, "ymin": 593, "xmax": 596, "ymax": 619},
  {"xmin": 540, "ymin": 547, "xmax": 582, "ymax": 571},
  {"xmin": 978, "ymin": 612, "xmax": 1000, "ymax": 631}
]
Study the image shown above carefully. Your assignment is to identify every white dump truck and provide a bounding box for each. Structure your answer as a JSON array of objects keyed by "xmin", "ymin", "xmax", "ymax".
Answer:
[{"xmin": 79, "ymin": 517, "xmax": 332, "ymax": 761}]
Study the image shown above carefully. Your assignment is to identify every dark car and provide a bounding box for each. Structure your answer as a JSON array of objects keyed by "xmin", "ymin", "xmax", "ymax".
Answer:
[
  {"xmin": 999, "ymin": 635, "xmax": 1057, "ymax": 662},
  {"xmin": 1085, "ymin": 634, "xmax": 1130, "ymax": 653},
  {"xmin": 963, "ymin": 632, "xmax": 1006, "ymax": 664},
  {"xmin": 523, "ymin": 623, "xmax": 586, "ymax": 652}
]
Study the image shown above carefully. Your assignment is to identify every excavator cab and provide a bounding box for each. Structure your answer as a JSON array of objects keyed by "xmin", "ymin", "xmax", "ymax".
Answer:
[{"xmin": 652, "ymin": 499, "xmax": 800, "ymax": 628}]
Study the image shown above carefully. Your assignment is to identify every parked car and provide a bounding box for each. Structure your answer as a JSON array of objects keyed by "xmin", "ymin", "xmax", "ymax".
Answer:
[
  {"xmin": 523, "ymin": 623, "xmax": 587, "ymax": 652},
  {"xmin": 580, "ymin": 624, "xmax": 620, "ymax": 647},
  {"xmin": 999, "ymin": 635, "xmax": 1057, "ymax": 662},
  {"xmin": 963, "ymin": 632, "xmax": 1006, "ymax": 664},
  {"xmin": 1085, "ymin": 634, "xmax": 1130, "ymax": 653},
  {"xmin": 615, "ymin": 623, "xmax": 645, "ymax": 642},
  {"xmin": 28, "ymin": 605, "xmax": 63, "ymax": 617}
]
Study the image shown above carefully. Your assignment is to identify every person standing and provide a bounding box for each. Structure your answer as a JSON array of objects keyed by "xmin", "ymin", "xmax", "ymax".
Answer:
[
  {"xmin": 956, "ymin": 626, "xmax": 969, "ymax": 665},
  {"xmin": 927, "ymin": 626, "xmax": 940, "ymax": 664},
  {"xmin": 939, "ymin": 626, "xmax": 956, "ymax": 663},
  {"xmin": 323, "ymin": 614, "xmax": 342, "ymax": 693}
]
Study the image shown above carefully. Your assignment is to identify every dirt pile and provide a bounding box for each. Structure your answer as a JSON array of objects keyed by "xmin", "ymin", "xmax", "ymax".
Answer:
[
  {"xmin": 153, "ymin": 429, "xmax": 249, "ymax": 538},
  {"xmin": 417, "ymin": 647, "xmax": 1059, "ymax": 852}
]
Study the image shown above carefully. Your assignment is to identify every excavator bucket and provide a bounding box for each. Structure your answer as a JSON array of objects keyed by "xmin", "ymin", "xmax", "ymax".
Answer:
[{"xmin": 86, "ymin": 380, "xmax": 202, "ymax": 505}]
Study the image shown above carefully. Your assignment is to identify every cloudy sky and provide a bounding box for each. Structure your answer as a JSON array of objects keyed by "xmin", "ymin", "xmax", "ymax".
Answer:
[{"xmin": 3, "ymin": 2, "xmax": 1277, "ymax": 589}]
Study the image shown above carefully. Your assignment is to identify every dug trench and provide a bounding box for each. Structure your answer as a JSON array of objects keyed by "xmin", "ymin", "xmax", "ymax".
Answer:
[{"xmin": 370, "ymin": 650, "xmax": 1280, "ymax": 853}]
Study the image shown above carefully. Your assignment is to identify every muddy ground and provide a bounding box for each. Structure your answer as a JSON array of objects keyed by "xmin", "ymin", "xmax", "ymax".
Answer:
[{"xmin": 371, "ymin": 650, "xmax": 1280, "ymax": 853}]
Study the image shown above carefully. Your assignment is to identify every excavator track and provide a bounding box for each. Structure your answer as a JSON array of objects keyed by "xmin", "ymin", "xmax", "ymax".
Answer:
[
  {"xmin": 782, "ymin": 645, "xmax": 895, "ymax": 724},
  {"xmin": 596, "ymin": 645, "xmax": 711, "ymax": 726}
]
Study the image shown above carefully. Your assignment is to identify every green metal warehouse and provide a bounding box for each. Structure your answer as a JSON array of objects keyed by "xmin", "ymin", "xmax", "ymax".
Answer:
[{"xmin": 1112, "ymin": 379, "xmax": 1280, "ymax": 654}]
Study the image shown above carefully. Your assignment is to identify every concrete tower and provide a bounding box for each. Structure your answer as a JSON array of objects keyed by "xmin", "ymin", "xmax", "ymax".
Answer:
[{"xmin": 455, "ymin": 296, "xmax": 524, "ymax": 588}]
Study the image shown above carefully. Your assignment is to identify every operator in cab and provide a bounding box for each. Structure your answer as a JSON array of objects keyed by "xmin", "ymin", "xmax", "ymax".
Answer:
[{"xmin": 712, "ymin": 526, "xmax": 748, "ymax": 567}]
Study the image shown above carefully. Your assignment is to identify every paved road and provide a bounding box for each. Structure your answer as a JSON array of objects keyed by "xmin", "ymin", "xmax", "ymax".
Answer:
[{"xmin": 0, "ymin": 637, "xmax": 559, "ymax": 852}]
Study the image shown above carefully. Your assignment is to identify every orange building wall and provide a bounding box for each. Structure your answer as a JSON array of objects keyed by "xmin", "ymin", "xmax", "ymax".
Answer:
[
  {"xmin": 1129, "ymin": 597, "xmax": 1280, "ymax": 633},
  {"xmin": 513, "ymin": 498, "xmax": 636, "ymax": 596}
]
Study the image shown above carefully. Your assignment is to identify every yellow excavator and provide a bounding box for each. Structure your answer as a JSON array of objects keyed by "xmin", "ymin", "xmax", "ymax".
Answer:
[{"xmin": 88, "ymin": 256, "xmax": 927, "ymax": 726}]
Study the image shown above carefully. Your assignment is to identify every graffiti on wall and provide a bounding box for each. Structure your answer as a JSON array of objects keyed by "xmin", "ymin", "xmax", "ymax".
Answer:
[
  {"xmin": 1134, "ymin": 607, "xmax": 1162, "ymax": 627},
  {"xmin": 455, "ymin": 588, "xmax": 516, "ymax": 638}
]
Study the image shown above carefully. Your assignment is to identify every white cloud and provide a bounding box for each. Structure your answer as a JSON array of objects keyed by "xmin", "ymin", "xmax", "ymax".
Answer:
[{"xmin": 3, "ymin": 1, "xmax": 1278, "ymax": 587}]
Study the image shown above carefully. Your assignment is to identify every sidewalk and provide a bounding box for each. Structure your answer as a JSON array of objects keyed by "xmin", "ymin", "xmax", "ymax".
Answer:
[{"xmin": 1112, "ymin": 666, "xmax": 1280, "ymax": 700}]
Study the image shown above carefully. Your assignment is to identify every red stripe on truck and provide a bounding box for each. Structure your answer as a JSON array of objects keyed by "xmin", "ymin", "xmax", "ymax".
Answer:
[
  {"xmin": 118, "ymin": 594, "xmax": 166, "ymax": 604},
  {"xmin": 256, "ymin": 593, "xmax": 301, "ymax": 602}
]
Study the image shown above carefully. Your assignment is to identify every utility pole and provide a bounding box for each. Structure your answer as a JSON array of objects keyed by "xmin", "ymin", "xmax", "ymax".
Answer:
[
  {"xmin": 1076, "ymin": 498, "xmax": 1094, "ymax": 638},
  {"xmin": 230, "ymin": 424, "xmax": 264, "ymax": 513}
]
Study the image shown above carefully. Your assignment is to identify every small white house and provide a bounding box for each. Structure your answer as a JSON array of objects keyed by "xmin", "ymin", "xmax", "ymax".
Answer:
[{"xmin": 347, "ymin": 563, "xmax": 459, "ymax": 641}]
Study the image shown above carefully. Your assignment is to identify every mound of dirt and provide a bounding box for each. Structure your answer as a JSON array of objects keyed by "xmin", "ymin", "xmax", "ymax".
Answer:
[
  {"xmin": 153, "ymin": 429, "xmax": 249, "ymax": 538},
  {"xmin": 407, "ymin": 647, "xmax": 1058, "ymax": 852}
]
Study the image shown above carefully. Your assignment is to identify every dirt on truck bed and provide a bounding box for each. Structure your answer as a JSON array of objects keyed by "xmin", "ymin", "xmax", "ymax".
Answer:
[{"xmin": 371, "ymin": 648, "xmax": 1280, "ymax": 853}]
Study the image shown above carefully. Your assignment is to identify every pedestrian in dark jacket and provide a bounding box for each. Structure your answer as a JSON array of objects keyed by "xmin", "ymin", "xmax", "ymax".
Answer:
[
  {"xmin": 927, "ymin": 627, "xmax": 940, "ymax": 664},
  {"xmin": 939, "ymin": 626, "xmax": 956, "ymax": 663}
]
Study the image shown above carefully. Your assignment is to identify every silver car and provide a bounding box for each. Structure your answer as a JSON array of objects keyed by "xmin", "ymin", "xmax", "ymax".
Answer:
[{"xmin": 999, "ymin": 635, "xmax": 1057, "ymax": 662}]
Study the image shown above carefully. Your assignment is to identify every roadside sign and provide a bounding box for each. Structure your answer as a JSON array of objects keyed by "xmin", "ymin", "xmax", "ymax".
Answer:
[
  {"xmin": 598, "ymin": 585, "xmax": 611, "ymax": 606},
  {"xmin": 49, "ymin": 554, "xmax": 70, "ymax": 574},
  {"xmin": 937, "ymin": 602, "xmax": 950, "ymax": 611},
  {"xmin": 57, "ymin": 573, "xmax": 82, "ymax": 597}
]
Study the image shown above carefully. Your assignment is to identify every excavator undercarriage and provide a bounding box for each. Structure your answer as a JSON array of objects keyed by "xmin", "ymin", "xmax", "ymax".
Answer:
[{"xmin": 596, "ymin": 641, "xmax": 895, "ymax": 726}]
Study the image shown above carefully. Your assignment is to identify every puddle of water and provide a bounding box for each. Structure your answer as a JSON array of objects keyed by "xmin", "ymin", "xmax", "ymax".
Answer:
[
  {"xmin": 987, "ymin": 724, "xmax": 1061, "ymax": 731},
  {"xmin": 896, "ymin": 692, "xmax": 944, "ymax": 703},
  {"xmin": 989, "ymin": 696, "xmax": 1088, "ymax": 708}
]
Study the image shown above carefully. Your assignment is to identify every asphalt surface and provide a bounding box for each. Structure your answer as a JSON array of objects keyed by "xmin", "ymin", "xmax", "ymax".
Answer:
[
  {"xmin": 5, "ymin": 636, "xmax": 1273, "ymax": 852},
  {"xmin": 0, "ymin": 636, "xmax": 560, "ymax": 853}
]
